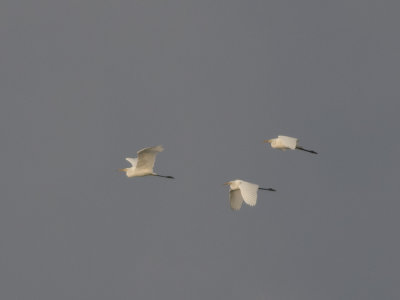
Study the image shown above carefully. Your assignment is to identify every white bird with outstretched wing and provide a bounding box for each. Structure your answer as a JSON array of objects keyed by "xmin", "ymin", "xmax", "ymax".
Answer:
[
  {"xmin": 224, "ymin": 179, "xmax": 276, "ymax": 211},
  {"xmin": 119, "ymin": 145, "xmax": 174, "ymax": 179}
]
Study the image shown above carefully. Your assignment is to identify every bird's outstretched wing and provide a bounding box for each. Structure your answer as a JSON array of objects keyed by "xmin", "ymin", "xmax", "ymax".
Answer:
[
  {"xmin": 239, "ymin": 181, "xmax": 259, "ymax": 206},
  {"xmin": 278, "ymin": 135, "xmax": 298, "ymax": 150},
  {"xmin": 229, "ymin": 189, "xmax": 244, "ymax": 211},
  {"xmin": 125, "ymin": 158, "xmax": 138, "ymax": 168},
  {"xmin": 136, "ymin": 145, "xmax": 164, "ymax": 172}
]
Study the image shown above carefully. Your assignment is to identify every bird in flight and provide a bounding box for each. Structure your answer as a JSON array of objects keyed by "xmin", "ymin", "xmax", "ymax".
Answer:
[
  {"xmin": 264, "ymin": 135, "xmax": 317, "ymax": 154},
  {"xmin": 119, "ymin": 145, "xmax": 174, "ymax": 179},
  {"xmin": 223, "ymin": 179, "xmax": 276, "ymax": 211}
]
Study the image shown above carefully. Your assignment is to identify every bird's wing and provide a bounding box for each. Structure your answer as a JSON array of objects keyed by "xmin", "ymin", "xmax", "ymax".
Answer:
[
  {"xmin": 278, "ymin": 135, "xmax": 298, "ymax": 150},
  {"xmin": 229, "ymin": 189, "xmax": 244, "ymax": 211},
  {"xmin": 125, "ymin": 157, "xmax": 138, "ymax": 168},
  {"xmin": 239, "ymin": 181, "xmax": 259, "ymax": 206},
  {"xmin": 136, "ymin": 145, "xmax": 164, "ymax": 171}
]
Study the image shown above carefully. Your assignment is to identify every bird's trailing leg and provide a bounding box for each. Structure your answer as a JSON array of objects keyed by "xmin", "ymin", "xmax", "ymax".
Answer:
[
  {"xmin": 154, "ymin": 174, "xmax": 175, "ymax": 179},
  {"xmin": 295, "ymin": 146, "xmax": 318, "ymax": 154},
  {"xmin": 259, "ymin": 187, "xmax": 276, "ymax": 192}
]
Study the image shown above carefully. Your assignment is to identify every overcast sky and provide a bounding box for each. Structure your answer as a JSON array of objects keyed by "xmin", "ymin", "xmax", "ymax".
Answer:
[{"xmin": 1, "ymin": 1, "xmax": 399, "ymax": 299}]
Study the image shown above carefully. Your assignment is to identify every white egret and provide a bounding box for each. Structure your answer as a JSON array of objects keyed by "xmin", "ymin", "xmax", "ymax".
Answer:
[
  {"xmin": 223, "ymin": 179, "xmax": 276, "ymax": 211},
  {"xmin": 119, "ymin": 145, "xmax": 174, "ymax": 179},
  {"xmin": 264, "ymin": 135, "xmax": 317, "ymax": 154}
]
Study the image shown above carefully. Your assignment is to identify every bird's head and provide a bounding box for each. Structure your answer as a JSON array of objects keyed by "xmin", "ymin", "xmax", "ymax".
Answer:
[{"xmin": 223, "ymin": 180, "xmax": 241, "ymax": 189}]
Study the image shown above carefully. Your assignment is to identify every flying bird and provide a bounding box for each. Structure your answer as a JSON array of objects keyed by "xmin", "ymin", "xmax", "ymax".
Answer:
[
  {"xmin": 119, "ymin": 145, "xmax": 174, "ymax": 179},
  {"xmin": 223, "ymin": 179, "xmax": 276, "ymax": 211},
  {"xmin": 264, "ymin": 135, "xmax": 317, "ymax": 154}
]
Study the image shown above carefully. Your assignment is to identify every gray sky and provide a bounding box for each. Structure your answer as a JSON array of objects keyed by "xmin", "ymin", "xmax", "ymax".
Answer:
[{"xmin": 1, "ymin": 1, "xmax": 399, "ymax": 299}]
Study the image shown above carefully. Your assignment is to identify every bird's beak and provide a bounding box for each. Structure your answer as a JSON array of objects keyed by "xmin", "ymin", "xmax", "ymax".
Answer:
[
  {"xmin": 118, "ymin": 168, "xmax": 127, "ymax": 172},
  {"xmin": 223, "ymin": 182, "xmax": 230, "ymax": 186},
  {"xmin": 264, "ymin": 139, "xmax": 272, "ymax": 143}
]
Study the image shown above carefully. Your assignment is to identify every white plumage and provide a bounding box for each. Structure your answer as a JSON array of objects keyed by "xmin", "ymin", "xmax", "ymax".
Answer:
[
  {"xmin": 264, "ymin": 135, "xmax": 317, "ymax": 154},
  {"xmin": 119, "ymin": 145, "xmax": 174, "ymax": 179},
  {"xmin": 224, "ymin": 179, "xmax": 276, "ymax": 211},
  {"xmin": 229, "ymin": 190, "xmax": 245, "ymax": 211}
]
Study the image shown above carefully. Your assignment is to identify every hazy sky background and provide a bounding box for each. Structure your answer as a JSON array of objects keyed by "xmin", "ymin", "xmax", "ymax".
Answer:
[{"xmin": 1, "ymin": 1, "xmax": 399, "ymax": 299}]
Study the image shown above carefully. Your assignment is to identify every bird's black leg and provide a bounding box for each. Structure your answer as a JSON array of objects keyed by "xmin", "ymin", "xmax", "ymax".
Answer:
[
  {"xmin": 155, "ymin": 174, "xmax": 175, "ymax": 179},
  {"xmin": 259, "ymin": 187, "xmax": 276, "ymax": 192},
  {"xmin": 295, "ymin": 146, "xmax": 318, "ymax": 154}
]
